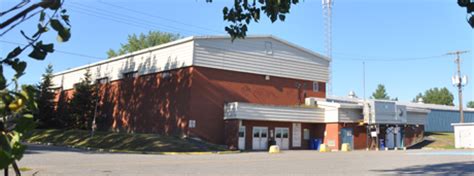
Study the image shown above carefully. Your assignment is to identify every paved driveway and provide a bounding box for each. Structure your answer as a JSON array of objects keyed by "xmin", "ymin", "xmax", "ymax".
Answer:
[{"xmin": 14, "ymin": 144, "xmax": 474, "ymax": 176}]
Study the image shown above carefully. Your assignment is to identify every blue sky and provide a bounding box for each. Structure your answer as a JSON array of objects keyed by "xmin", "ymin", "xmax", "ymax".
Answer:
[{"xmin": 1, "ymin": 0, "xmax": 473, "ymax": 106}]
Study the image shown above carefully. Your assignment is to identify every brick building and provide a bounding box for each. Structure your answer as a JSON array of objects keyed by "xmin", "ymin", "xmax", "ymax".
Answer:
[{"xmin": 52, "ymin": 35, "xmax": 427, "ymax": 151}]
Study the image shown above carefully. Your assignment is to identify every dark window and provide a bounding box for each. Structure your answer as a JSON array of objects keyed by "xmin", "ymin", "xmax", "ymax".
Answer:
[
  {"xmin": 123, "ymin": 71, "xmax": 138, "ymax": 78},
  {"xmin": 313, "ymin": 82, "xmax": 319, "ymax": 92},
  {"xmin": 96, "ymin": 77, "xmax": 109, "ymax": 84}
]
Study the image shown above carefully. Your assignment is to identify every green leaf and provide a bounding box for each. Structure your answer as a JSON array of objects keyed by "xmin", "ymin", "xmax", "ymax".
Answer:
[
  {"xmin": 12, "ymin": 61, "xmax": 27, "ymax": 78},
  {"xmin": 6, "ymin": 47, "xmax": 22, "ymax": 59},
  {"xmin": 0, "ymin": 150, "xmax": 14, "ymax": 169},
  {"xmin": 58, "ymin": 28, "xmax": 71, "ymax": 42},
  {"xmin": 32, "ymin": 24, "xmax": 48, "ymax": 38},
  {"xmin": 279, "ymin": 14, "xmax": 285, "ymax": 21},
  {"xmin": 28, "ymin": 46, "xmax": 47, "ymax": 60},
  {"xmin": 39, "ymin": 11, "xmax": 45, "ymax": 22},
  {"xmin": 61, "ymin": 14, "xmax": 70, "ymax": 26},
  {"xmin": 0, "ymin": 66, "xmax": 6, "ymax": 90},
  {"xmin": 48, "ymin": 0, "xmax": 61, "ymax": 10},
  {"xmin": 50, "ymin": 19, "xmax": 64, "ymax": 32},
  {"xmin": 39, "ymin": 43, "xmax": 54, "ymax": 53},
  {"xmin": 14, "ymin": 114, "xmax": 36, "ymax": 134}
]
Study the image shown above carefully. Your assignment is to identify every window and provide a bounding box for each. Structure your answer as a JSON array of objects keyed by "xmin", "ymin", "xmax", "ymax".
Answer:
[
  {"xmin": 303, "ymin": 129, "xmax": 310, "ymax": 140},
  {"xmin": 238, "ymin": 127, "xmax": 245, "ymax": 137},
  {"xmin": 123, "ymin": 71, "xmax": 138, "ymax": 78},
  {"xmin": 161, "ymin": 71, "xmax": 171, "ymax": 79},
  {"xmin": 253, "ymin": 131, "xmax": 260, "ymax": 138},
  {"xmin": 261, "ymin": 131, "xmax": 267, "ymax": 138},
  {"xmin": 282, "ymin": 129, "xmax": 289, "ymax": 138},
  {"xmin": 313, "ymin": 82, "xmax": 319, "ymax": 92},
  {"xmin": 264, "ymin": 41, "xmax": 273, "ymax": 55},
  {"xmin": 189, "ymin": 120, "xmax": 196, "ymax": 128},
  {"xmin": 96, "ymin": 77, "xmax": 109, "ymax": 84}
]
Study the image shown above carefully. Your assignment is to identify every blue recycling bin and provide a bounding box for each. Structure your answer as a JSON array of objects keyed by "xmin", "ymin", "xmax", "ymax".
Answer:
[
  {"xmin": 309, "ymin": 138, "xmax": 321, "ymax": 150},
  {"xmin": 379, "ymin": 139, "xmax": 385, "ymax": 149},
  {"xmin": 314, "ymin": 139, "xmax": 321, "ymax": 150}
]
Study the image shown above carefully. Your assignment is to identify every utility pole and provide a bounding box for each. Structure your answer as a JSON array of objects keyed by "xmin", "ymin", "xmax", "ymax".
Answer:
[{"xmin": 447, "ymin": 50, "xmax": 469, "ymax": 123}]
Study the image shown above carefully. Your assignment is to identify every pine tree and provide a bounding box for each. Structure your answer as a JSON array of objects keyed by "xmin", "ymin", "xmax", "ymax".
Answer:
[
  {"xmin": 69, "ymin": 69, "xmax": 97, "ymax": 129},
  {"xmin": 371, "ymin": 84, "xmax": 390, "ymax": 100},
  {"xmin": 36, "ymin": 64, "xmax": 58, "ymax": 128}
]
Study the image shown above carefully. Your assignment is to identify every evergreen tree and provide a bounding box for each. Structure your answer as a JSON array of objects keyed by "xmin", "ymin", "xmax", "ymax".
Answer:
[
  {"xmin": 371, "ymin": 84, "xmax": 390, "ymax": 100},
  {"xmin": 36, "ymin": 64, "xmax": 58, "ymax": 128},
  {"xmin": 69, "ymin": 69, "xmax": 97, "ymax": 129}
]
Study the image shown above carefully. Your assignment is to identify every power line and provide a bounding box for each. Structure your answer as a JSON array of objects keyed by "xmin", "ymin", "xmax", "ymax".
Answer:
[
  {"xmin": 68, "ymin": 4, "xmax": 195, "ymax": 36},
  {"xmin": 333, "ymin": 54, "xmax": 451, "ymax": 62},
  {"xmin": 97, "ymin": 0, "xmax": 223, "ymax": 34},
  {"xmin": 0, "ymin": 40, "xmax": 104, "ymax": 61},
  {"xmin": 69, "ymin": 2, "xmax": 203, "ymax": 36}
]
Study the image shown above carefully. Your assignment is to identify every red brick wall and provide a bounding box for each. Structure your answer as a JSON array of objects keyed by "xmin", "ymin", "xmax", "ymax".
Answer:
[
  {"xmin": 55, "ymin": 66, "xmax": 326, "ymax": 146},
  {"xmin": 189, "ymin": 66, "xmax": 326, "ymax": 144},
  {"xmin": 57, "ymin": 67, "xmax": 193, "ymax": 135}
]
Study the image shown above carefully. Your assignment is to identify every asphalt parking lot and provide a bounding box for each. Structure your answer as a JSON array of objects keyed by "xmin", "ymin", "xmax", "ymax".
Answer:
[{"xmin": 12, "ymin": 144, "xmax": 474, "ymax": 176}]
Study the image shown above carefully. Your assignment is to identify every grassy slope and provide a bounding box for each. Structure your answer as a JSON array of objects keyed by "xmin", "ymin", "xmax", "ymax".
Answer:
[
  {"xmin": 423, "ymin": 132, "xmax": 455, "ymax": 149},
  {"xmin": 24, "ymin": 129, "xmax": 227, "ymax": 152}
]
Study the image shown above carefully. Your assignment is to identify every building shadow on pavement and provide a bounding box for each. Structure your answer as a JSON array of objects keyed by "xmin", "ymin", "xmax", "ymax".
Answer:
[
  {"xmin": 407, "ymin": 139, "xmax": 434, "ymax": 149},
  {"xmin": 24, "ymin": 144, "xmax": 94, "ymax": 154},
  {"xmin": 372, "ymin": 161, "xmax": 474, "ymax": 176}
]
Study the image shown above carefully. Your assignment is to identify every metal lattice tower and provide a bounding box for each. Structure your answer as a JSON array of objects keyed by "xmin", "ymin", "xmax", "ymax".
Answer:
[{"xmin": 322, "ymin": 0, "xmax": 333, "ymax": 95}]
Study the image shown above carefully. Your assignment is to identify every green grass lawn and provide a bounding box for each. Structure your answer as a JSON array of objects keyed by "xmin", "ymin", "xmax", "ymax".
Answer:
[
  {"xmin": 23, "ymin": 129, "xmax": 228, "ymax": 153},
  {"xmin": 423, "ymin": 132, "xmax": 455, "ymax": 149}
]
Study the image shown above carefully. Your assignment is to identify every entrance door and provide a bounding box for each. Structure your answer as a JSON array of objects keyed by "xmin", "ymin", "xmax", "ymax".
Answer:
[
  {"xmin": 252, "ymin": 127, "xmax": 268, "ymax": 150},
  {"xmin": 340, "ymin": 128, "xmax": 354, "ymax": 150},
  {"xmin": 238, "ymin": 126, "xmax": 246, "ymax": 150},
  {"xmin": 385, "ymin": 127, "xmax": 395, "ymax": 149},
  {"xmin": 275, "ymin": 127, "xmax": 290, "ymax": 150}
]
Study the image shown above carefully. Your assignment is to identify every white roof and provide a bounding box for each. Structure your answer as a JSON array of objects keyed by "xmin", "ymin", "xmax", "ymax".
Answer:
[
  {"xmin": 328, "ymin": 96, "xmax": 474, "ymax": 112},
  {"xmin": 53, "ymin": 35, "xmax": 330, "ymax": 76}
]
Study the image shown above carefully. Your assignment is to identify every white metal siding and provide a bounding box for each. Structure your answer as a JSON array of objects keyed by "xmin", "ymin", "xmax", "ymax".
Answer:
[
  {"xmin": 194, "ymin": 38, "xmax": 329, "ymax": 82},
  {"xmin": 52, "ymin": 41, "xmax": 194, "ymax": 89},
  {"xmin": 224, "ymin": 102, "xmax": 325, "ymax": 123},
  {"xmin": 339, "ymin": 108, "xmax": 363, "ymax": 123}
]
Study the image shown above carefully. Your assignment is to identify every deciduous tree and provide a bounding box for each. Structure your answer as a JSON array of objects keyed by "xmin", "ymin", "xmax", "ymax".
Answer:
[
  {"xmin": 107, "ymin": 31, "xmax": 180, "ymax": 58},
  {"xmin": 414, "ymin": 88, "xmax": 454, "ymax": 106},
  {"xmin": 0, "ymin": 0, "xmax": 71, "ymax": 173}
]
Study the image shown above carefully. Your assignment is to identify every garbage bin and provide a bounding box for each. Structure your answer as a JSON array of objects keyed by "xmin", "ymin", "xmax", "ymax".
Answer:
[
  {"xmin": 314, "ymin": 139, "xmax": 321, "ymax": 150},
  {"xmin": 379, "ymin": 139, "xmax": 385, "ymax": 149},
  {"xmin": 309, "ymin": 139, "xmax": 315, "ymax": 149}
]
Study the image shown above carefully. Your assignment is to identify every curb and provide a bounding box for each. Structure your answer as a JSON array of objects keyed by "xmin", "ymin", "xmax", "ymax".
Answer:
[{"xmin": 25, "ymin": 142, "xmax": 241, "ymax": 155}]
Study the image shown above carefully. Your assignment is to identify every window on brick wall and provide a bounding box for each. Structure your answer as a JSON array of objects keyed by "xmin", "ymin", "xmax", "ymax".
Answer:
[
  {"xmin": 313, "ymin": 82, "xmax": 319, "ymax": 92},
  {"xmin": 123, "ymin": 71, "xmax": 138, "ymax": 78},
  {"xmin": 96, "ymin": 77, "xmax": 109, "ymax": 84}
]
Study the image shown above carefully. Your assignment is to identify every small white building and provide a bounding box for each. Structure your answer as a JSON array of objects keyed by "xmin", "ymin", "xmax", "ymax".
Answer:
[{"xmin": 452, "ymin": 123, "xmax": 474, "ymax": 149}]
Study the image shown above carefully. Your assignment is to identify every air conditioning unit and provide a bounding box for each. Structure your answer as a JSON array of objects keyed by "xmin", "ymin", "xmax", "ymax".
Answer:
[{"xmin": 305, "ymin": 97, "xmax": 325, "ymax": 106}]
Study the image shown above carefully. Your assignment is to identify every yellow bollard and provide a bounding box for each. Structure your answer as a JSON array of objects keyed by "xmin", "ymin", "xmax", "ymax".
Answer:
[
  {"xmin": 341, "ymin": 143, "xmax": 351, "ymax": 152},
  {"xmin": 319, "ymin": 144, "xmax": 330, "ymax": 152},
  {"xmin": 268, "ymin": 145, "xmax": 280, "ymax": 154}
]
